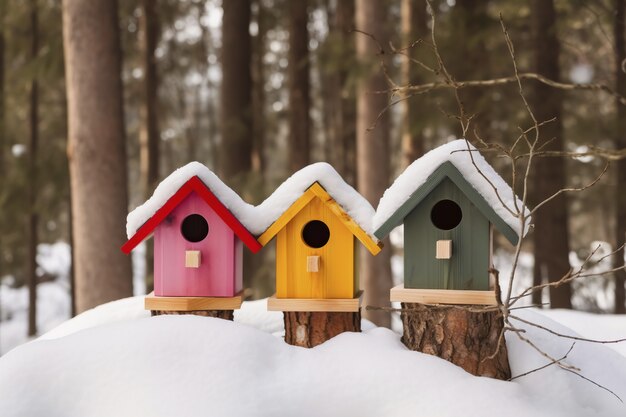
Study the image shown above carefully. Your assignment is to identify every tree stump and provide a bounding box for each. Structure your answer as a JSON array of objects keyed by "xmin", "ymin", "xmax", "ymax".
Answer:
[
  {"xmin": 283, "ymin": 311, "xmax": 361, "ymax": 348},
  {"xmin": 400, "ymin": 303, "xmax": 510, "ymax": 380},
  {"xmin": 151, "ymin": 309, "xmax": 234, "ymax": 320}
]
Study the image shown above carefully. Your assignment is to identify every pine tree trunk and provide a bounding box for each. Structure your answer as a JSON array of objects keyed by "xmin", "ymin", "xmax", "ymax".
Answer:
[
  {"xmin": 139, "ymin": 0, "xmax": 160, "ymax": 295},
  {"xmin": 614, "ymin": 0, "xmax": 626, "ymax": 314},
  {"xmin": 450, "ymin": 0, "xmax": 491, "ymax": 144},
  {"xmin": 283, "ymin": 311, "xmax": 361, "ymax": 348},
  {"xmin": 251, "ymin": 0, "xmax": 266, "ymax": 180},
  {"xmin": 355, "ymin": 0, "xmax": 393, "ymax": 327},
  {"xmin": 400, "ymin": 0, "xmax": 426, "ymax": 166},
  {"xmin": 326, "ymin": 0, "xmax": 356, "ymax": 184},
  {"xmin": 0, "ymin": 0, "xmax": 4, "ymax": 329},
  {"xmin": 288, "ymin": 0, "xmax": 310, "ymax": 172},
  {"xmin": 63, "ymin": 0, "xmax": 133, "ymax": 312},
  {"xmin": 220, "ymin": 0, "xmax": 252, "ymax": 189},
  {"xmin": 152, "ymin": 310, "xmax": 234, "ymax": 320},
  {"xmin": 27, "ymin": 0, "xmax": 39, "ymax": 337},
  {"xmin": 530, "ymin": 0, "xmax": 572, "ymax": 309},
  {"xmin": 400, "ymin": 303, "xmax": 511, "ymax": 379}
]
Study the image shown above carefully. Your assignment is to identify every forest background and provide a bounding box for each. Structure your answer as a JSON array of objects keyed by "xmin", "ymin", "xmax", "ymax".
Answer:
[{"xmin": 1, "ymin": 0, "xmax": 625, "ymax": 349}]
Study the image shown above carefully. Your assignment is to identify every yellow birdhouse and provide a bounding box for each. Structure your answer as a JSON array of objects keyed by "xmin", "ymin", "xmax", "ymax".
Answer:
[{"xmin": 258, "ymin": 181, "xmax": 382, "ymax": 312}]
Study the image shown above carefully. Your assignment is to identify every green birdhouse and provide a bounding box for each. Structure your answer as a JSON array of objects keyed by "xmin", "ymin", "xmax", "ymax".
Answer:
[{"xmin": 374, "ymin": 140, "xmax": 528, "ymax": 305}]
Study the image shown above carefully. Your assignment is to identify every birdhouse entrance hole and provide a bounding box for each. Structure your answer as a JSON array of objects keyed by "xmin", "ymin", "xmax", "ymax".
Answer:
[
  {"xmin": 302, "ymin": 220, "xmax": 330, "ymax": 248},
  {"xmin": 430, "ymin": 199, "xmax": 462, "ymax": 230},
  {"xmin": 181, "ymin": 214, "xmax": 209, "ymax": 242}
]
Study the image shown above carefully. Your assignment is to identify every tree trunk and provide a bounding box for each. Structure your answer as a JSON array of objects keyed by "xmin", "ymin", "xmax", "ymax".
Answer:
[
  {"xmin": 326, "ymin": 0, "xmax": 356, "ymax": 184},
  {"xmin": 152, "ymin": 310, "xmax": 234, "ymax": 320},
  {"xmin": 355, "ymin": 0, "xmax": 393, "ymax": 327},
  {"xmin": 530, "ymin": 0, "xmax": 572, "ymax": 309},
  {"xmin": 450, "ymin": 0, "xmax": 491, "ymax": 145},
  {"xmin": 220, "ymin": 0, "xmax": 252, "ymax": 191},
  {"xmin": 283, "ymin": 311, "xmax": 361, "ymax": 348},
  {"xmin": 400, "ymin": 303, "xmax": 510, "ymax": 379},
  {"xmin": 401, "ymin": 0, "xmax": 426, "ymax": 166},
  {"xmin": 63, "ymin": 0, "xmax": 133, "ymax": 313},
  {"xmin": 251, "ymin": 0, "xmax": 266, "ymax": 181},
  {"xmin": 288, "ymin": 0, "xmax": 310, "ymax": 172},
  {"xmin": 27, "ymin": 0, "xmax": 39, "ymax": 337},
  {"xmin": 139, "ymin": 0, "xmax": 160, "ymax": 294},
  {"xmin": 615, "ymin": 0, "xmax": 626, "ymax": 314},
  {"xmin": 0, "ymin": 0, "xmax": 4, "ymax": 331}
]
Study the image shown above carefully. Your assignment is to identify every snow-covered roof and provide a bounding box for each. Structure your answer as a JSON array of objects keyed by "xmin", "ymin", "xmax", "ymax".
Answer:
[
  {"xmin": 126, "ymin": 162, "xmax": 256, "ymax": 239},
  {"xmin": 126, "ymin": 161, "xmax": 376, "ymax": 241},
  {"xmin": 255, "ymin": 162, "xmax": 377, "ymax": 241},
  {"xmin": 374, "ymin": 139, "xmax": 529, "ymax": 240}
]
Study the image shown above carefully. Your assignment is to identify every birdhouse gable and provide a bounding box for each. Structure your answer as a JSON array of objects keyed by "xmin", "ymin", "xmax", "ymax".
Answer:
[
  {"xmin": 121, "ymin": 175, "xmax": 261, "ymax": 254},
  {"xmin": 258, "ymin": 182, "xmax": 381, "ymax": 255},
  {"xmin": 375, "ymin": 162, "xmax": 519, "ymax": 245},
  {"xmin": 374, "ymin": 140, "xmax": 529, "ymax": 245}
]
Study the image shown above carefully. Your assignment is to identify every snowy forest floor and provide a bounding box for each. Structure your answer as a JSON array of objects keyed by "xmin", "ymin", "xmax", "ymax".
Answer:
[
  {"xmin": 1, "ymin": 296, "xmax": 626, "ymax": 416},
  {"xmin": 1, "ymin": 241, "xmax": 626, "ymax": 416}
]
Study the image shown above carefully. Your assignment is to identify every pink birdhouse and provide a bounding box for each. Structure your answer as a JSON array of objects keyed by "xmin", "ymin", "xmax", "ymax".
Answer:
[{"xmin": 122, "ymin": 169, "xmax": 261, "ymax": 301}]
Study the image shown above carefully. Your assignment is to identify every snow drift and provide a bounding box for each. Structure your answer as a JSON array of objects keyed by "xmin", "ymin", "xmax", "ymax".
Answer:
[{"xmin": 1, "ymin": 298, "xmax": 625, "ymax": 417}]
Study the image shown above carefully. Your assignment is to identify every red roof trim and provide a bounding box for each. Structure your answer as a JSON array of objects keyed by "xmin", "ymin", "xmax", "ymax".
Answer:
[{"xmin": 121, "ymin": 176, "xmax": 262, "ymax": 254}]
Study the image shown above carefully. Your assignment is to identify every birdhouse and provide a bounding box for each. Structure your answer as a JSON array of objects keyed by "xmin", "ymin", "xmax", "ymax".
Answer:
[
  {"xmin": 373, "ymin": 140, "xmax": 528, "ymax": 305},
  {"xmin": 256, "ymin": 164, "xmax": 382, "ymax": 313},
  {"xmin": 121, "ymin": 162, "xmax": 262, "ymax": 314}
]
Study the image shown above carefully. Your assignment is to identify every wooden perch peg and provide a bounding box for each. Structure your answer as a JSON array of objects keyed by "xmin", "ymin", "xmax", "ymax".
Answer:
[
  {"xmin": 436, "ymin": 240, "xmax": 452, "ymax": 259},
  {"xmin": 307, "ymin": 255, "xmax": 320, "ymax": 272},
  {"xmin": 185, "ymin": 250, "xmax": 201, "ymax": 268}
]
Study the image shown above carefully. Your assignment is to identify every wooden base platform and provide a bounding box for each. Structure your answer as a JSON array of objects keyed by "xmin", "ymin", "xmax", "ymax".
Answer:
[
  {"xmin": 145, "ymin": 291, "xmax": 243, "ymax": 312},
  {"xmin": 390, "ymin": 285, "xmax": 497, "ymax": 306},
  {"xmin": 267, "ymin": 291, "xmax": 363, "ymax": 312}
]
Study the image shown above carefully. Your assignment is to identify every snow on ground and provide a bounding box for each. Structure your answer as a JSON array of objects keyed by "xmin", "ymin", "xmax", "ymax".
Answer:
[
  {"xmin": 373, "ymin": 139, "xmax": 529, "ymax": 237},
  {"xmin": 0, "ymin": 242, "xmax": 72, "ymax": 355},
  {"xmin": 127, "ymin": 161, "xmax": 377, "ymax": 239},
  {"xmin": 0, "ymin": 241, "xmax": 148, "ymax": 355},
  {"xmin": 1, "ymin": 297, "xmax": 626, "ymax": 417},
  {"xmin": 539, "ymin": 309, "xmax": 626, "ymax": 357}
]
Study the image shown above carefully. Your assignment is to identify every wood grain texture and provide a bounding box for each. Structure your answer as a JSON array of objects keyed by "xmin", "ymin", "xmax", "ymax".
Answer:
[
  {"xmin": 404, "ymin": 177, "xmax": 490, "ymax": 290},
  {"xmin": 390, "ymin": 285, "xmax": 497, "ymax": 305},
  {"xmin": 400, "ymin": 302, "xmax": 510, "ymax": 379},
  {"xmin": 151, "ymin": 309, "xmax": 234, "ymax": 320},
  {"xmin": 268, "ymin": 291, "xmax": 362, "ymax": 312},
  {"xmin": 283, "ymin": 311, "xmax": 361, "ymax": 347},
  {"xmin": 145, "ymin": 291, "xmax": 243, "ymax": 311},
  {"xmin": 275, "ymin": 195, "xmax": 356, "ymax": 299},
  {"xmin": 154, "ymin": 192, "xmax": 238, "ymax": 297}
]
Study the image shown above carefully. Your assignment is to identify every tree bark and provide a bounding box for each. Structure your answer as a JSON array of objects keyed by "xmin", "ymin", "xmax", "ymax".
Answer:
[
  {"xmin": 251, "ymin": 0, "xmax": 266, "ymax": 180},
  {"xmin": 63, "ymin": 0, "xmax": 133, "ymax": 312},
  {"xmin": 400, "ymin": 0, "xmax": 426, "ymax": 166},
  {"xmin": 288, "ymin": 0, "xmax": 310, "ymax": 172},
  {"xmin": 355, "ymin": 0, "xmax": 393, "ymax": 327},
  {"xmin": 0, "ymin": 0, "xmax": 4, "ymax": 330},
  {"xmin": 400, "ymin": 303, "xmax": 510, "ymax": 379},
  {"xmin": 220, "ymin": 0, "xmax": 253, "ymax": 191},
  {"xmin": 27, "ymin": 0, "xmax": 39, "ymax": 337},
  {"xmin": 615, "ymin": 0, "xmax": 626, "ymax": 314},
  {"xmin": 530, "ymin": 0, "xmax": 572, "ymax": 309},
  {"xmin": 152, "ymin": 310, "xmax": 234, "ymax": 320},
  {"xmin": 450, "ymin": 0, "xmax": 491, "ymax": 145},
  {"xmin": 326, "ymin": 0, "xmax": 356, "ymax": 184},
  {"xmin": 283, "ymin": 311, "xmax": 361, "ymax": 348},
  {"xmin": 139, "ymin": 0, "xmax": 160, "ymax": 295}
]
